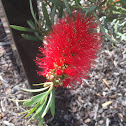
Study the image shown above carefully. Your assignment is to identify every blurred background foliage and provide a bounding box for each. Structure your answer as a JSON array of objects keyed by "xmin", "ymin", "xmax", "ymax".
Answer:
[{"xmin": 11, "ymin": 0, "xmax": 126, "ymax": 44}]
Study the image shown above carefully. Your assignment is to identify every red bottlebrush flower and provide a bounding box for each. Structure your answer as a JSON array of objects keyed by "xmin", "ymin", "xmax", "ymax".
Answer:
[
  {"xmin": 56, "ymin": 69, "xmax": 63, "ymax": 76},
  {"xmin": 36, "ymin": 12, "xmax": 102, "ymax": 88}
]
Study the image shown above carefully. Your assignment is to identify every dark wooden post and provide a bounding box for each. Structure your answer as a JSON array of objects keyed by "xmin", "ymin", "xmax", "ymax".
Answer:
[{"xmin": 1, "ymin": 0, "xmax": 46, "ymax": 88}]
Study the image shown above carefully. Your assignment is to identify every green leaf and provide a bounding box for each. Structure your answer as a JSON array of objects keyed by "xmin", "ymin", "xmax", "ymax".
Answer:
[
  {"xmin": 63, "ymin": 0, "xmax": 71, "ymax": 15},
  {"xmin": 8, "ymin": 99, "xmax": 28, "ymax": 102},
  {"xmin": 25, "ymin": 101, "xmax": 40, "ymax": 118},
  {"xmin": 20, "ymin": 86, "xmax": 49, "ymax": 92},
  {"xmin": 84, "ymin": 5, "xmax": 96, "ymax": 18},
  {"xmin": 23, "ymin": 92, "xmax": 47, "ymax": 107},
  {"xmin": 58, "ymin": 6, "xmax": 64, "ymax": 18},
  {"xmin": 41, "ymin": 90, "xmax": 52, "ymax": 118},
  {"xmin": 93, "ymin": 12, "xmax": 121, "ymax": 44},
  {"xmin": 88, "ymin": 0, "xmax": 95, "ymax": 3},
  {"xmin": 38, "ymin": 117, "xmax": 44, "ymax": 126},
  {"xmin": 27, "ymin": 20, "xmax": 36, "ymax": 30},
  {"xmin": 40, "ymin": 86, "xmax": 53, "ymax": 105},
  {"xmin": 75, "ymin": 0, "xmax": 84, "ymax": 10},
  {"xmin": 47, "ymin": 0, "xmax": 65, "ymax": 8},
  {"xmin": 23, "ymin": 100, "xmax": 33, "ymax": 107},
  {"xmin": 32, "ymin": 92, "xmax": 47, "ymax": 102},
  {"xmin": 87, "ymin": 5, "xmax": 96, "ymax": 13},
  {"xmin": 18, "ymin": 109, "xmax": 31, "ymax": 114},
  {"xmin": 50, "ymin": 87, "xmax": 55, "ymax": 117},
  {"xmin": 51, "ymin": 5, "xmax": 56, "ymax": 25},
  {"xmin": 114, "ymin": 20, "xmax": 119, "ymax": 33},
  {"xmin": 42, "ymin": 2, "xmax": 52, "ymax": 29},
  {"xmin": 21, "ymin": 34, "xmax": 39, "ymax": 41},
  {"xmin": 25, "ymin": 112, "xmax": 37, "ymax": 125},
  {"xmin": 29, "ymin": 0, "xmax": 40, "ymax": 26},
  {"xmin": 34, "ymin": 98, "xmax": 47, "ymax": 120},
  {"xmin": 10, "ymin": 25, "xmax": 37, "ymax": 32},
  {"xmin": 33, "ymin": 82, "xmax": 53, "ymax": 86}
]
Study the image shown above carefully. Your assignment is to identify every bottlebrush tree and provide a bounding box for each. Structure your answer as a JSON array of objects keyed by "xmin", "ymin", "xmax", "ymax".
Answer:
[{"xmin": 10, "ymin": 1, "xmax": 103, "ymax": 126}]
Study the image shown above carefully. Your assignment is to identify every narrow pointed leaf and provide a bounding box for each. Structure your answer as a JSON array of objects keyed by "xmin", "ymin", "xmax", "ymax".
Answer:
[
  {"xmin": 21, "ymin": 34, "xmax": 38, "ymax": 41},
  {"xmin": 58, "ymin": 6, "xmax": 63, "ymax": 18},
  {"xmin": 20, "ymin": 86, "xmax": 49, "ymax": 92},
  {"xmin": 42, "ymin": 2, "xmax": 52, "ymax": 29},
  {"xmin": 8, "ymin": 99, "xmax": 28, "ymax": 102},
  {"xmin": 18, "ymin": 109, "xmax": 31, "ymax": 114},
  {"xmin": 93, "ymin": 12, "xmax": 121, "ymax": 44},
  {"xmin": 41, "ymin": 90, "xmax": 52, "ymax": 118},
  {"xmin": 32, "ymin": 92, "xmax": 47, "ymax": 102},
  {"xmin": 63, "ymin": 0, "xmax": 71, "ymax": 15},
  {"xmin": 25, "ymin": 101, "xmax": 40, "ymax": 118},
  {"xmin": 34, "ymin": 98, "xmax": 47, "ymax": 120},
  {"xmin": 51, "ymin": 5, "xmax": 56, "ymax": 25},
  {"xmin": 27, "ymin": 20, "xmax": 36, "ymax": 30},
  {"xmin": 38, "ymin": 117, "xmax": 44, "ymax": 126},
  {"xmin": 33, "ymin": 82, "xmax": 53, "ymax": 86},
  {"xmin": 50, "ymin": 87, "xmax": 55, "ymax": 117},
  {"xmin": 10, "ymin": 25, "xmax": 37, "ymax": 32},
  {"xmin": 114, "ymin": 20, "xmax": 119, "ymax": 33},
  {"xmin": 26, "ymin": 112, "xmax": 36, "ymax": 125},
  {"xmin": 23, "ymin": 92, "xmax": 47, "ymax": 107},
  {"xmin": 29, "ymin": 0, "xmax": 40, "ymax": 26},
  {"xmin": 40, "ymin": 86, "xmax": 53, "ymax": 104},
  {"xmin": 47, "ymin": 0, "xmax": 65, "ymax": 7},
  {"xmin": 23, "ymin": 100, "xmax": 33, "ymax": 107}
]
